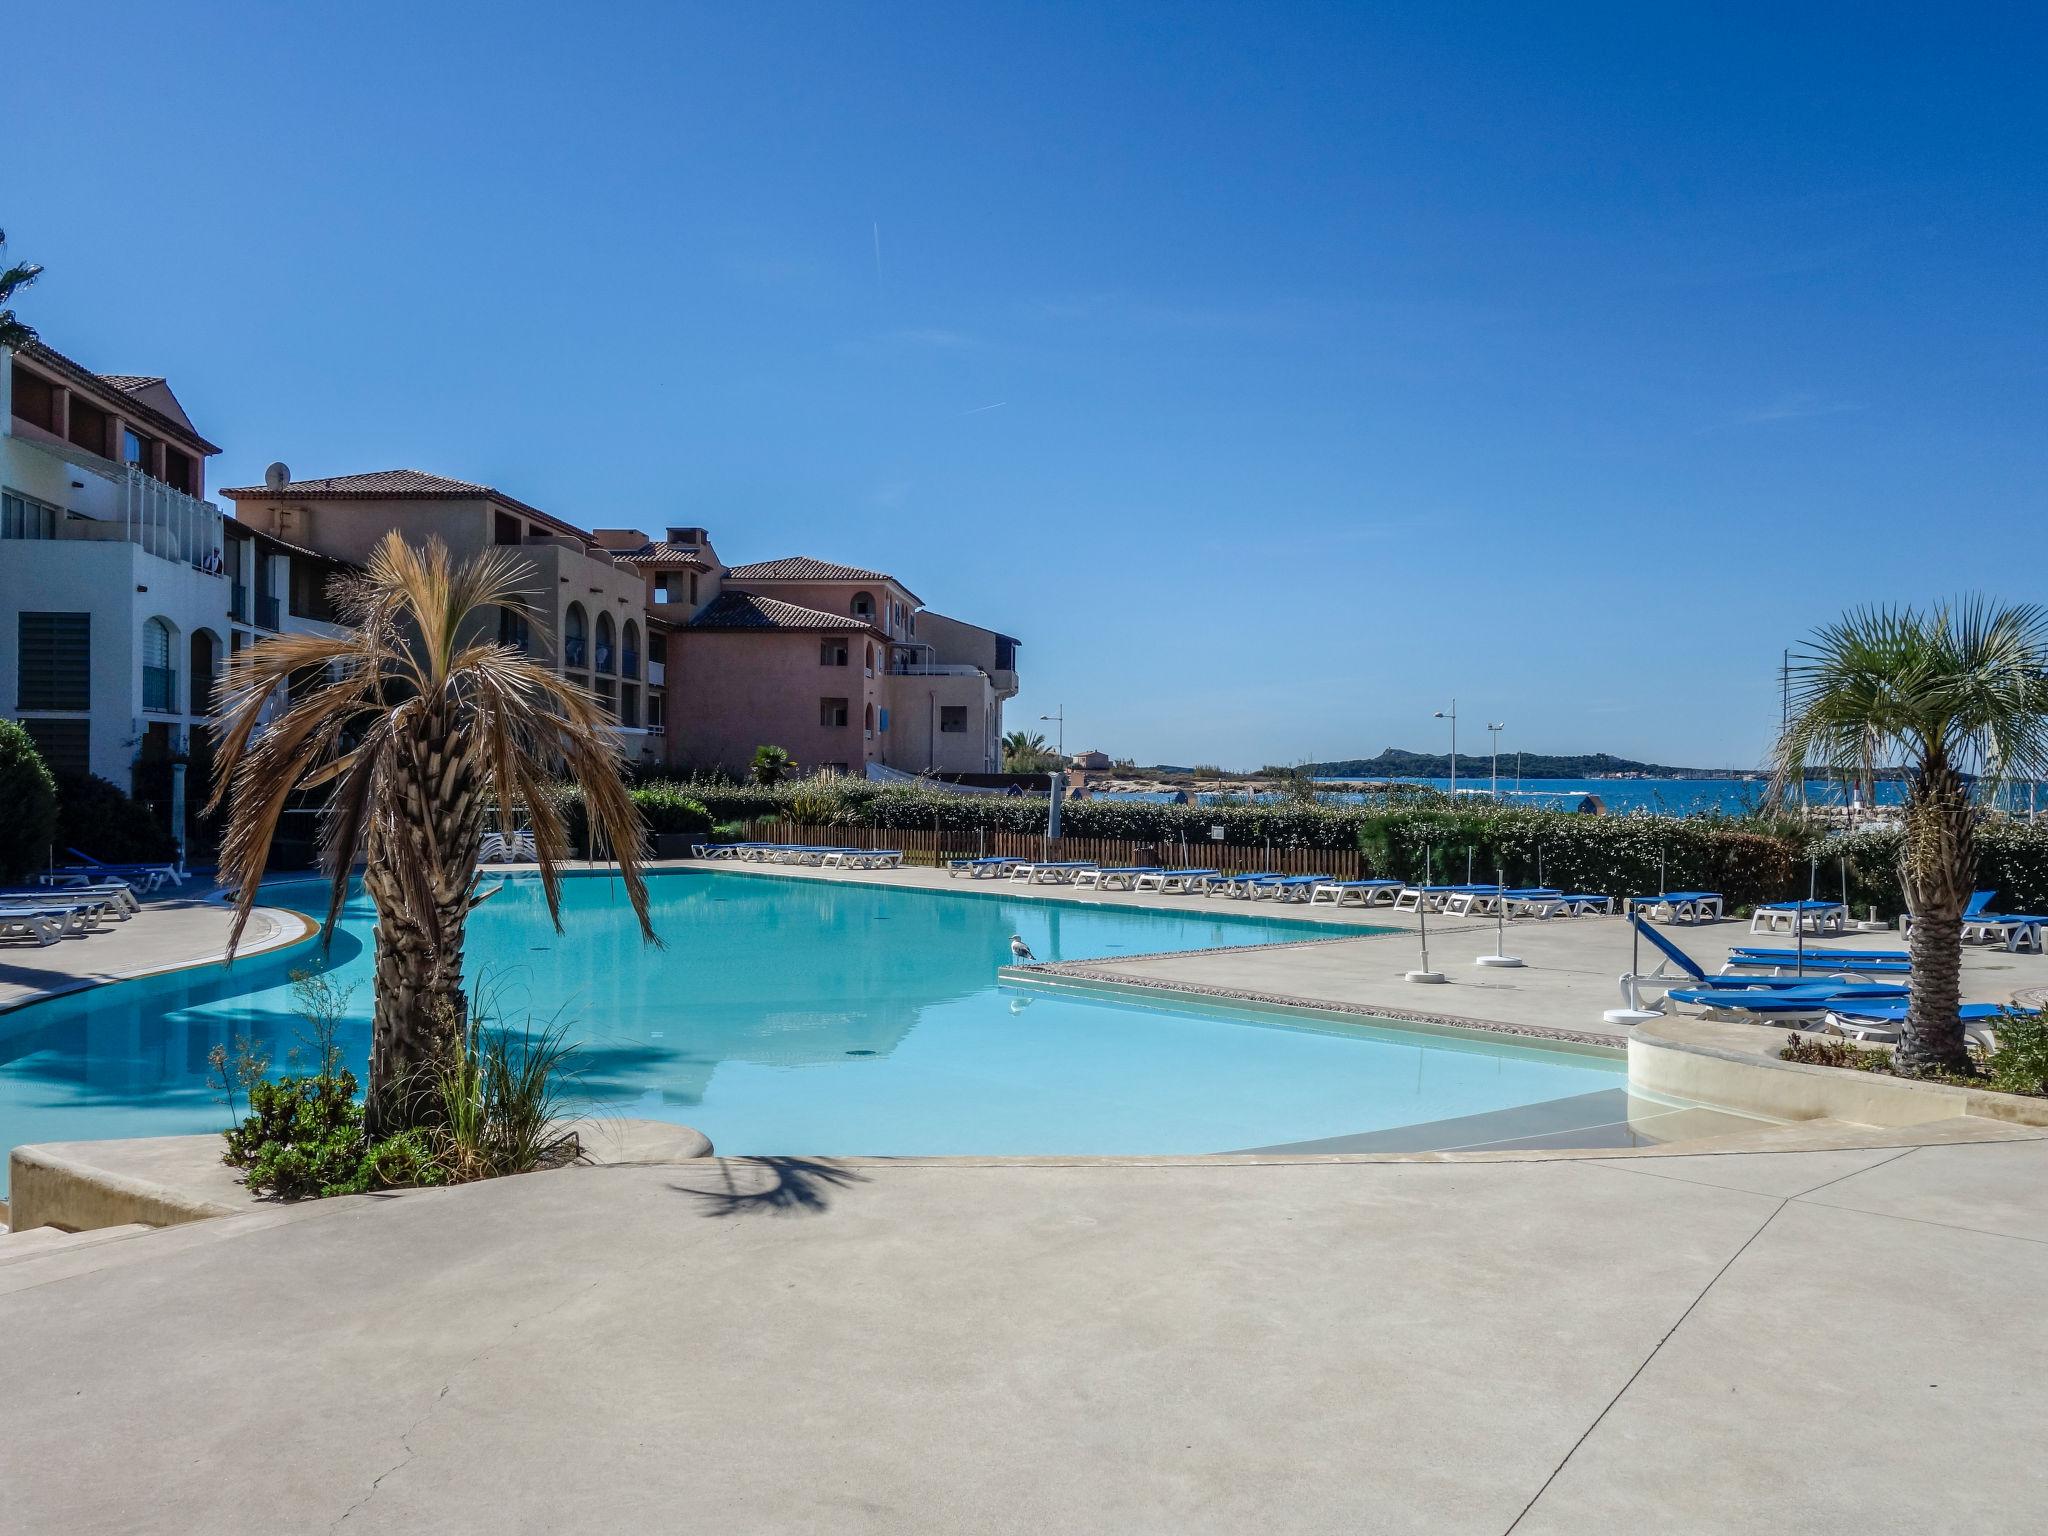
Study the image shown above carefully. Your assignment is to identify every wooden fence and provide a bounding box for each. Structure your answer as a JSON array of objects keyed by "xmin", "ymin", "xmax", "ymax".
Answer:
[{"xmin": 748, "ymin": 821, "xmax": 1371, "ymax": 879}]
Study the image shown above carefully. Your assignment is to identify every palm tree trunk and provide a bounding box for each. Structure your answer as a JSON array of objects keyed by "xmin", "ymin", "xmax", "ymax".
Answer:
[
  {"xmin": 1898, "ymin": 762, "xmax": 1974, "ymax": 1077},
  {"xmin": 1901, "ymin": 908, "xmax": 1968, "ymax": 1074},
  {"xmin": 361, "ymin": 708, "xmax": 487, "ymax": 1132}
]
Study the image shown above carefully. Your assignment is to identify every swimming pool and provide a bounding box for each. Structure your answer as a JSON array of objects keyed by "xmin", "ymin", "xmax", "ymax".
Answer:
[{"xmin": 0, "ymin": 869, "xmax": 1637, "ymax": 1187}]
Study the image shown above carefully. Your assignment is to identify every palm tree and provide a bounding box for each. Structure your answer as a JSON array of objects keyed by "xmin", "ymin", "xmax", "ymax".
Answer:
[
  {"xmin": 0, "ymin": 228, "xmax": 44, "ymax": 351},
  {"xmin": 1002, "ymin": 730, "xmax": 1052, "ymax": 771},
  {"xmin": 750, "ymin": 744, "xmax": 794, "ymax": 785},
  {"xmin": 1772, "ymin": 599, "xmax": 2048, "ymax": 1074},
  {"xmin": 209, "ymin": 532, "xmax": 657, "ymax": 1130}
]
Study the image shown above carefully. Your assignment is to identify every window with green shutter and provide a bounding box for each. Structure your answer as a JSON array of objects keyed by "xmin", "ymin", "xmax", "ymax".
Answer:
[{"xmin": 18, "ymin": 612, "xmax": 91, "ymax": 711}]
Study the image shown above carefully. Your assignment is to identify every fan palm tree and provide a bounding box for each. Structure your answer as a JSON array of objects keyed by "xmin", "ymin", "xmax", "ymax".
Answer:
[
  {"xmin": 209, "ymin": 532, "xmax": 657, "ymax": 1130},
  {"xmin": 1772, "ymin": 598, "xmax": 2048, "ymax": 1074},
  {"xmin": 0, "ymin": 228, "xmax": 44, "ymax": 351},
  {"xmin": 1002, "ymin": 730, "xmax": 1052, "ymax": 771}
]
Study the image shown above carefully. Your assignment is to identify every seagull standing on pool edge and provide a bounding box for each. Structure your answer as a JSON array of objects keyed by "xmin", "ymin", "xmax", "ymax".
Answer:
[{"xmin": 1009, "ymin": 934, "xmax": 1036, "ymax": 963}]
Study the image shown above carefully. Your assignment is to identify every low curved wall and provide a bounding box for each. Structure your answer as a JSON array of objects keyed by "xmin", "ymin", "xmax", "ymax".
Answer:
[{"xmin": 1628, "ymin": 1015, "xmax": 2048, "ymax": 1130}]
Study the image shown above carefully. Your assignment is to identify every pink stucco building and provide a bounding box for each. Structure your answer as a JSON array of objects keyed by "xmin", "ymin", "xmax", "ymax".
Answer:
[{"xmin": 594, "ymin": 527, "xmax": 1020, "ymax": 777}]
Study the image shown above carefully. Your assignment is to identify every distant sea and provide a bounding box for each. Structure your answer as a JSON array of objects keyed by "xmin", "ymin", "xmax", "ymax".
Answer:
[{"xmin": 1090, "ymin": 776, "xmax": 1916, "ymax": 817}]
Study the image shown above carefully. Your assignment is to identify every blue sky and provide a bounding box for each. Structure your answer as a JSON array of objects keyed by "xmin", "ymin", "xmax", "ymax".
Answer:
[{"xmin": 8, "ymin": 2, "xmax": 2042, "ymax": 769}]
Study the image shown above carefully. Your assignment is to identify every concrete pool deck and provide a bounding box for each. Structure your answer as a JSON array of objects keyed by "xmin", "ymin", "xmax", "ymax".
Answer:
[
  {"xmin": 0, "ymin": 885, "xmax": 307, "ymax": 1015},
  {"xmin": 5, "ymin": 1135, "xmax": 2047, "ymax": 1533}
]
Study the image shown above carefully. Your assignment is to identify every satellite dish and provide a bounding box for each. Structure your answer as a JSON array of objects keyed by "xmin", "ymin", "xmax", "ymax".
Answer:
[{"xmin": 264, "ymin": 461, "xmax": 291, "ymax": 491}]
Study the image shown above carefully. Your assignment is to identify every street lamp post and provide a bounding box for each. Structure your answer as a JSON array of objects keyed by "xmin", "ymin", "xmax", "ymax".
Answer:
[
  {"xmin": 1433, "ymin": 700, "xmax": 1457, "ymax": 797},
  {"xmin": 1487, "ymin": 722, "xmax": 1505, "ymax": 800},
  {"xmin": 1039, "ymin": 707, "xmax": 1064, "ymax": 761}
]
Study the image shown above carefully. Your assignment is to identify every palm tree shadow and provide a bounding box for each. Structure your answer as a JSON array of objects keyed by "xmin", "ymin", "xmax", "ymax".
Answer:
[{"xmin": 670, "ymin": 1156, "xmax": 869, "ymax": 1218}]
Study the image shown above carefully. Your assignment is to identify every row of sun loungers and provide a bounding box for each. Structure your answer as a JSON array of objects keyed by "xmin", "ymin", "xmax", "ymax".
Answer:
[
  {"xmin": 2, "ymin": 859, "xmax": 159, "ymax": 947},
  {"xmin": 1904, "ymin": 891, "xmax": 2048, "ymax": 953},
  {"xmin": 690, "ymin": 841, "xmax": 906, "ymax": 869}
]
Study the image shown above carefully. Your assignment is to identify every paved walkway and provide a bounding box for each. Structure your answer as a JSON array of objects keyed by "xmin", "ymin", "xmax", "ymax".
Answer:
[{"xmin": 5, "ymin": 1137, "xmax": 2044, "ymax": 1533}]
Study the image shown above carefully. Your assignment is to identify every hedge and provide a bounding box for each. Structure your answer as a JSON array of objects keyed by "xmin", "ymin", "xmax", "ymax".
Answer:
[{"xmin": 1814, "ymin": 824, "xmax": 2048, "ymax": 919}]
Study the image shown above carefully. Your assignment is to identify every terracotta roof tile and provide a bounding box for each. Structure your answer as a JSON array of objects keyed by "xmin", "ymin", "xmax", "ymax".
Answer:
[
  {"xmin": 725, "ymin": 556, "xmax": 895, "ymax": 584},
  {"xmin": 97, "ymin": 374, "xmax": 166, "ymax": 394},
  {"xmin": 612, "ymin": 541, "xmax": 709, "ymax": 569},
  {"xmin": 686, "ymin": 593, "xmax": 876, "ymax": 633},
  {"xmin": 221, "ymin": 468, "xmax": 494, "ymax": 498}
]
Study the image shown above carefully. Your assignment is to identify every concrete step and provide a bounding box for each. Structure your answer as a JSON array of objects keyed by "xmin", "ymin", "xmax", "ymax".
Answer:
[{"xmin": 0, "ymin": 1222, "xmax": 154, "ymax": 1267}]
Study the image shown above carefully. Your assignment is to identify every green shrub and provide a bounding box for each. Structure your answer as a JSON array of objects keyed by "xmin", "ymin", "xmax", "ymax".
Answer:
[
  {"xmin": 1985, "ymin": 1010, "xmax": 2048, "ymax": 1097},
  {"xmin": 630, "ymin": 782, "xmax": 712, "ymax": 835},
  {"xmin": 53, "ymin": 771, "xmax": 179, "ymax": 865},
  {"xmin": 223, "ymin": 1070, "xmax": 377, "ymax": 1200},
  {"xmin": 1778, "ymin": 1033, "xmax": 1890, "ymax": 1072},
  {"xmin": 750, "ymin": 745, "xmax": 794, "ymax": 785},
  {"xmin": 0, "ymin": 721, "xmax": 59, "ymax": 881}
]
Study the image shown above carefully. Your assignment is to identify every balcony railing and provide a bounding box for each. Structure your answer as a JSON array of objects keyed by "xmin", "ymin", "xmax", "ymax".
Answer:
[
  {"xmin": 257, "ymin": 594, "xmax": 281, "ymax": 630},
  {"xmin": 142, "ymin": 666, "xmax": 179, "ymax": 713},
  {"xmin": 893, "ymin": 663, "xmax": 985, "ymax": 678},
  {"xmin": 120, "ymin": 464, "xmax": 223, "ymax": 570},
  {"xmin": 564, "ymin": 637, "xmax": 588, "ymax": 669},
  {"xmin": 622, "ymin": 654, "xmax": 640, "ymax": 680},
  {"xmin": 230, "ymin": 587, "xmax": 250, "ymax": 623}
]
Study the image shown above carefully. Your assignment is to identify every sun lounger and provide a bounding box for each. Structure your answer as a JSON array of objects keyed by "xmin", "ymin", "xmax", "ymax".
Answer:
[
  {"xmin": 0, "ymin": 907, "xmax": 67, "ymax": 946},
  {"xmin": 948, "ymin": 856, "xmax": 1020, "ymax": 878},
  {"xmin": 1629, "ymin": 891, "xmax": 1724, "ymax": 925},
  {"xmin": 66, "ymin": 847, "xmax": 188, "ymax": 887},
  {"xmin": 1258, "ymin": 874, "xmax": 1336, "ymax": 903},
  {"xmin": 1750, "ymin": 900, "xmax": 1847, "ymax": 936},
  {"xmin": 819, "ymin": 849, "xmax": 903, "ymax": 869},
  {"xmin": 0, "ymin": 883, "xmax": 138, "ymax": 917},
  {"xmin": 1823, "ymin": 1000, "xmax": 2015, "ymax": 1052},
  {"xmin": 1132, "ymin": 868, "xmax": 1221, "ymax": 892},
  {"xmin": 1210, "ymin": 872, "xmax": 1285, "ymax": 898},
  {"xmin": 1307, "ymin": 879, "xmax": 1402, "ymax": 907},
  {"xmin": 1616, "ymin": 916, "xmax": 1864, "ymax": 1014},
  {"xmin": 1722, "ymin": 946, "xmax": 1911, "ymax": 979},
  {"xmin": 1393, "ymin": 884, "xmax": 1468, "ymax": 912},
  {"xmin": 1009, "ymin": 862, "xmax": 1099, "ymax": 885},
  {"xmin": 1665, "ymin": 981, "xmax": 1908, "ymax": 1023},
  {"xmin": 1508, "ymin": 891, "xmax": 1609, "ymax": 918},
  {"xmin": 1074, "ymin": 867, "xmax": 1163, "ymax": 890}
]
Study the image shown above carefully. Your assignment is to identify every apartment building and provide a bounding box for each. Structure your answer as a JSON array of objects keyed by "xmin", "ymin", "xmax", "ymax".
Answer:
[
  {"xmin": 223, "ymin": 471, "xmax": 667, "ymax": 763},
  {"xmin": 595, "ymin": 526, "xmax": 1020, "ymax": 777}
]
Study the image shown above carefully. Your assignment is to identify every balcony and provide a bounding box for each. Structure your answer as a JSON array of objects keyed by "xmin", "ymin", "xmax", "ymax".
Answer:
[
  {"xmin": 142, "ymin": 666, "xmax": 179, "ymax": 713},
  {"xmin": 893, "ymin": 663, "xmax": 985, "ymax": 679},
  {"xmin": 257, "ymin": 594, "xmax": 281, "ymax": 630},
  {"xmin": 622, "ymin": 654, "xmax": 640, "ymax": 681},
  {"xmin": 564, "ymin": 637, "xmax": 588, "ymax": 669},
  {"xmin": 230, "ymin": 587, "xmax": 250, "ymax": 623}
]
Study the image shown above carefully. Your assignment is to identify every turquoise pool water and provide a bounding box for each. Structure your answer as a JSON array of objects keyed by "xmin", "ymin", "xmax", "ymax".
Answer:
[{"xmin": 0, "ymin": 870, "xmax": 1626, "ymax": 1187}]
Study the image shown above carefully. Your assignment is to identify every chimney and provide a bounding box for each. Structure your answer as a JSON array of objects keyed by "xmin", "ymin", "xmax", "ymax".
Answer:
[{"xmin": 666, "ymin": 525, "xmax": 709, "ymax": 546}]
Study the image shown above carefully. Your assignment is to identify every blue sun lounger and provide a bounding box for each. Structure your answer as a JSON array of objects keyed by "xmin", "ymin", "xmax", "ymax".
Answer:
[
  {"xmin": 1628, "ymin": 891, "xmax": 1725, "ymax": 924},
  {"xmin": 1075, "ymin": 867, "xmax": 1163, "ymax": 890},
  {"xmin": 1258, "ymin": 874, "xmax": 1336, "ymax": 903},
  {"xmin": 1664, "ymin": 982, "xmax": 1909, "ymax": 1022},
  {"xmin": 1617, "ymin": 917, "xmax": 1892, "ymax": 1015},
  {"xmin": 1822, "ymin": 999, "xmax": 2019, "ymax": 1051},
  {"xmin": 1133, "ymin": 869, "xmax": 1221, "ymax": 892},
  {"xmin": 1308, "ymin": 879, "xmax": 1403, "ymax": 907}
]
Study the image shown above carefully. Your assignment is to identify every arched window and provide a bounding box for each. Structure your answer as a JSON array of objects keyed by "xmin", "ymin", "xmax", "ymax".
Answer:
[
  {"xmin": 864, "ymin": 641, "xmax": 875, "ymax": 675},
  {"xmin": 595, "ymin": 612, "xmax": 616, "ymax": 674},
  {"xmin": 564, "ymin": 603, "xmax": 588, "ymax": 670},
  {"xmin": 851, "ymin": 591, "xmax": 874, "ymax": 621},
  {"xmin": 621, "ymin": 619, "xmax": 641, "ymax": 680},
  {"xmin": 143, "ymin": 617, "xmax": 177, "ymax": 713},
  {"xmin": 864, "ymin": 701, "xmax": 875, "ymax": 740}
]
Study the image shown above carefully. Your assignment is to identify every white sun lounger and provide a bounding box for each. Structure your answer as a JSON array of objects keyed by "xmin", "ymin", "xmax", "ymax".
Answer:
[
  {"xmin": 1132, "ymin": 868, "xmax": 1221, "ymax": 893},
  {"xmin": 819, "ymin": 850, "xmax": 903, "ymax": 869},
  {"xmin": 1307, "ymin": 879, "xmax": 1402, "ymax": 907},
  {"xmin": 1009, "ymin": 862, "xmax": 1098, "ymax": 885},
  {"xmin": 1751, "ymin": 901, "xmax": 1847, "ymax": 936},
  {"xmin": 1074, "ymin": 867, "xmax": 1162, "ymax": 890},
  {"xmin": 0, "ymin": 907, "xmax": 70, "ymax": 945}
]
